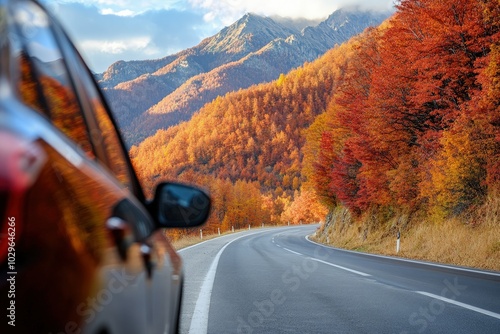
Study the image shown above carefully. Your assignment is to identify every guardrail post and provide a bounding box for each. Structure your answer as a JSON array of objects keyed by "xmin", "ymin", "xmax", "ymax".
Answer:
[
  {"xmin": 200, "ymin": 229, "xmax": 203, "ymax": 240},
  {"xmin": 396, "ymin": 231, "xmax": 400, "ymax": 253}
]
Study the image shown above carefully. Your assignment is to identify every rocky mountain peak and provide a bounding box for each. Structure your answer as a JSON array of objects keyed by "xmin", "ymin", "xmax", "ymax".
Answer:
[
  {"xmin": 324, "ymin": 7, "xmax": 390, "ymax": 31},
  {"xmin": 99, "ymin": 8, "xmax": 392, "ymax": 146},
  {"xmin": 202, "ymin": 13, "xmax": 297, "ymax": 55}
]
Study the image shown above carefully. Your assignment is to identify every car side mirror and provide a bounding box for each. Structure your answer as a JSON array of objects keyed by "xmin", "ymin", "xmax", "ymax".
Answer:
[{"xmin": 151, "ymin": 182, "xmax": 211, "ymax": 228}]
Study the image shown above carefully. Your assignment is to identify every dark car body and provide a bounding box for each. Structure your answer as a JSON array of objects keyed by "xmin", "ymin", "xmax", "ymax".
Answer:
[{"xmin": 0, "ymin": 1, "xmax": 210, "ymax": 333}]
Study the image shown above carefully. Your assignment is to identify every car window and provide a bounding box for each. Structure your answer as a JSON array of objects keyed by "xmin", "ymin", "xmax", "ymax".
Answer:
[
  {"xmin": 10, "ymin": 1, "xmax": 132, "ymax": 189},
  {"xmin": 56, "ymin": 37, "xmax": 133, "ymax": 189},
  {"xmin": 11, "ymin": 0, "xmax": 94, "ymax": 157}
]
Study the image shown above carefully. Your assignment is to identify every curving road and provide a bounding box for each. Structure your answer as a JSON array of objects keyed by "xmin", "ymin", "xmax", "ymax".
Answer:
[{"xmin": 178, "ymin": 225, "xmax": 500, "ymax": 334}]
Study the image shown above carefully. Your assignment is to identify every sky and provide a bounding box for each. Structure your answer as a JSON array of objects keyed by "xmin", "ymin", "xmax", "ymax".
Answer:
[{"xmin": 41, "ymin": 0, "xmax": 395, "ymax": 73}]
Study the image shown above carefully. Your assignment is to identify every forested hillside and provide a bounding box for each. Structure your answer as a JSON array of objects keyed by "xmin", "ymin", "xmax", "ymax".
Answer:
[
  {"xmin": 131, "ymin": 0, "xmax": 499, "ymax": 244},
  {"xmin": 310, "ymin": 0, "xmax": 499, "ymax": 219},
  {"xmin": 100, "ymin": 9, "xmax": 389, "ymax": 146},
  {"xmin": 130, "ymin": 41, "xmax": 354, "ymax": 233}
]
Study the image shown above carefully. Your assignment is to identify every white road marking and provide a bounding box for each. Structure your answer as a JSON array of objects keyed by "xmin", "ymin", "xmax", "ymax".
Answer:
[
  {"xmin": 311, "ymin": 258, "xmax": 371, "ymax": 277},
  {"xmin": 305, "ymin": 235, "xmax": 500, "ymax": 278},
  {"xmin": 179, "ymin": 229, "xmax": 262, "ymax": 253},
  {"xmin": 305, "ymin": 234, "xmax": 500, "ymax": 318},
  {"xmin": 280, "ymin": 244, "xmax": 371, "ymax": 277},
  {"xmin": 188, "ymin": 231, "xmax": 264, "ymax": 334},
  {"xmin": 282, "ymin": 247, "xmax": 302, "ymax": 256},
  {"xmin": 178, "ymin": 238, "xmax": 215, "ymax": 253},
  {"xmin": 416, "ymin": 291, "xmax": 500, "ymax": 320}
]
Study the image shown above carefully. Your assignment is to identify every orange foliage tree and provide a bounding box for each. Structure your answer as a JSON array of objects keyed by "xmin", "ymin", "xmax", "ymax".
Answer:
[{"xmin": 307, "ymin": 0, "xmax": 500, "ymax": 220}]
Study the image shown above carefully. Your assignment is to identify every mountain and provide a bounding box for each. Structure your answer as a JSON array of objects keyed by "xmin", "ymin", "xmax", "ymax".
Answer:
[
  {"xmin": 100, "ymin": 9, "xmax": 391, "ymax": 146},
  {"xmin": 129, "ymin": 32, "xmax": 365, "ymax": 192}
]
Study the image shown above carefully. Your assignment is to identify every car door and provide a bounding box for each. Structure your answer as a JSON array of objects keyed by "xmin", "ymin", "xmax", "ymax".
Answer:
[
  {"xmin": 4, "ymin": 1, "xmax": 170, "ymax": 333},
  {"xmin": 47, "ymin": 10, "xmax": 181, "ymax": 334}
]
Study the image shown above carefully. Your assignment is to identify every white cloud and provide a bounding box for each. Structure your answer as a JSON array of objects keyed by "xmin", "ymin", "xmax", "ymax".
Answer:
[
  {"xmin": 188, "ymin": 0, "xmax": 394, "ymax": 24},
  {"xmin": 189, "ymin": 0, "xmax": 334, "ymax": 22},
  {"xmin": 49, "ymin": 0, "xmax": 394, "ymax": 21},
  {"xmin": 14, "ymin": 2, "xmax": 50, "ymax": 28},
  {"xmin": 100, "ymin": 8, "xmax": 136, "ymax": 16},
  {"xmin": 81, "ymin": 37, "xmax": 152, "ymax": 54},
  {"xmin": 47, "ymin": 2, "xmax": 214, "ymax": 71},
  {"xmin": 51, "ymin": 0, "xmax": 186, "ymax": 15}
]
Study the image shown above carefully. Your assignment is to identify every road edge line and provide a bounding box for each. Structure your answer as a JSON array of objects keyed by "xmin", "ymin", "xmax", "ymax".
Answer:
[
  {"xmin": 416, "ymin": 291, "xmax": 500, "ymax": 320},
  {"xmin": 187, "ymin": 230, "xmax": 268, "ymax": 333},
  {"xmin": 305, "ymin": 235, "xmax": 500, "ymax": 278},
  {"xmin": 179, "ymin": 226, "xmax": 301, "ymax": 253}
]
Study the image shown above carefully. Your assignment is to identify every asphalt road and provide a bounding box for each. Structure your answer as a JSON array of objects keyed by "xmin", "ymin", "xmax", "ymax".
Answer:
[{"xmin": 178, "ymin": 225, "xmax": 500, "ymax": 334}]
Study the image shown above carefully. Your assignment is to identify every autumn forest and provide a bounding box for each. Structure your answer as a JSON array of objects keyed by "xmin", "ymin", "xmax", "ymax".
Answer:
[{"xmin": 130, "ymin": 0, "xmax": 500, "ymax": 242}]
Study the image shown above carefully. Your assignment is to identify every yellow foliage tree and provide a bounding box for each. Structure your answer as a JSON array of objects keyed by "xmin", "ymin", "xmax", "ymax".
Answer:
[
  {"xmin": 281, "ymin": 190, "xmax": 328, "ymax": 225},
  {"xmin": 422, "ymin": 116, "xmax": 489, "ymax": 219}
]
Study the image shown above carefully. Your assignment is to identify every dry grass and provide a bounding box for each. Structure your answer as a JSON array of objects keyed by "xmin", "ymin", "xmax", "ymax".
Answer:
[
  {"xmin": 396, "ymin": 219, "xmax": 500, "ymax": 269},
  {"xmin": 170, "ymin": 234, "xmax": 212, "ymax": 250},
  {"xmin": 169, "ymin": 228, "xmax": 259, "ymax": 250},
  {"xmin": 312, "ymin": 194, "xmax": 500, "ymax": 271}
]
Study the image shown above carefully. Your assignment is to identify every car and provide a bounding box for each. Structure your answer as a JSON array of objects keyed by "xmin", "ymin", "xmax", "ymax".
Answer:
[{"xmin": 0, "ymin": 0, "xmax": 211, "ymax": 333}]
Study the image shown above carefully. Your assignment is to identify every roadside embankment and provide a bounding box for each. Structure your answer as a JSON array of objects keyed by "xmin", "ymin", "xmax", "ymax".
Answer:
[{"xmin": 310, "ymin": 194, "xmax": 500, "ymax": 271}]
